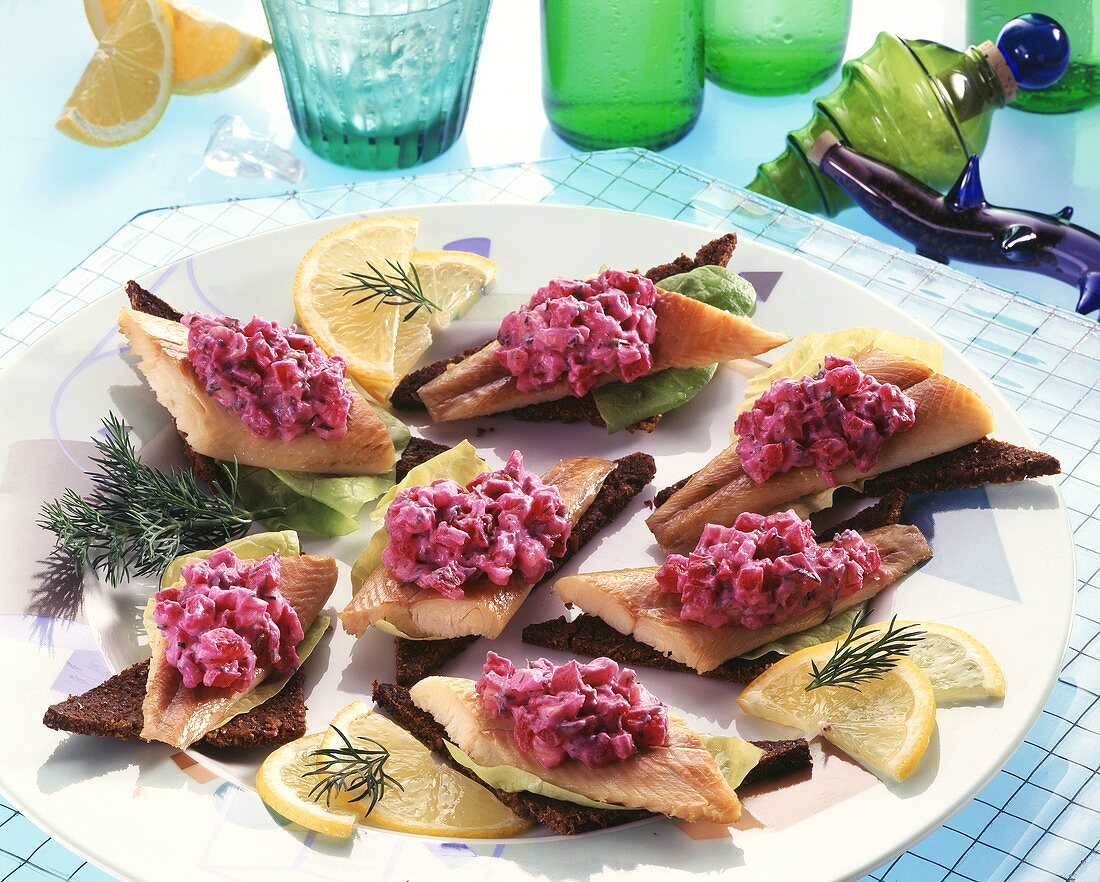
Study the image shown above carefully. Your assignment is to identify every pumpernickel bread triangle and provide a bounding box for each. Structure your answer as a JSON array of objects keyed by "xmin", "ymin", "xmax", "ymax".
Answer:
[
  {"xmin": 388, "ymin": 235, "xmax": 739, "ymax": 431},
  {"xmin": 43, "ymin": 660, "xmax": 307, "ymax": 748},
  {"xmin": 371, "ymin": 679, "xmax": 808, "ymax": 835}
]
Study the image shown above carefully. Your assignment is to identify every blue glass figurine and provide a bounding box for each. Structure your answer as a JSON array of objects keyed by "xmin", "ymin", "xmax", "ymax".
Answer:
[{"xmin": 808, "ymin": 131, "xmax": 1100, "ymax": 319}]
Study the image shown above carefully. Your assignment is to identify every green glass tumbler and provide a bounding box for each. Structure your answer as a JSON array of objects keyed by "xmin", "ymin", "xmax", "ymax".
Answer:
[
  {"xmin": 541, "ymin": 0, "xmax": 704, "ymax": 150},
  {"xmin": 967, "ymin": 0, "xmax": 1099, "ymax": 112},
  {"xmin": 704, "ymin": 0, "xmax": 853, "ymax": 95},
  {"xmin": 261, "ymin": 0, "xmax": 492, "ymax": 170}
]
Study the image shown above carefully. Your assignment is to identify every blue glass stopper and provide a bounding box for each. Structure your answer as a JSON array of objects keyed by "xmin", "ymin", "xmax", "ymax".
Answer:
[{"xmin": 996, "ymin": 13, "xmax": 1071, "ymax": 90}]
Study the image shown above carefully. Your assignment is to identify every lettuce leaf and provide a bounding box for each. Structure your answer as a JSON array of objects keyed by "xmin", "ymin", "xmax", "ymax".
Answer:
[
  {"xmin": 738, "ymin": 603, "xmax": 868, "ymax": 660},
  {"xmin": 659, "ymin": 265, "xmax": 757, "ymax": 316},
  {"xmin": 161, "ymin": 530, "xmax": 300, "ymax": 588},
  {"xmin": 593, "ymin": 270, "xmax": 757, "ymax": 432},
  {"xmin": 232, "ymin": 404, "xmax": 411, "ymax": 539},
  {"xmin": 443, "ymin": 731, "xmax": 763, "ymax": 811},
  {"xmin": 737, "ymin": 328, "xmax": 943, "ymax": 416}
]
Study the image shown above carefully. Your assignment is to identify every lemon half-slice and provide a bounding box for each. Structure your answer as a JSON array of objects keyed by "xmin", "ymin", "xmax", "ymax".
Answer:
[
  {"xmin": 256, "ymin": 732, "xmax": 358, "ymax": 838},
  {"xmin": 84, "ymin": 0, "xmax": 271, "ymax": 95},
  {"xmin": 324, "ymin": 701, "xmax": 531, "ymax": 838},
  {"xmin": 59, "ymin": 0, "xmax": 173, "ymax": 146},
  {"xmin": 738, "ymin": 642, "xmax": 937, "ymax": 782},
  {"xmin": 857, "ymin": 621, "xmax": 1005, "ymax": 705}
]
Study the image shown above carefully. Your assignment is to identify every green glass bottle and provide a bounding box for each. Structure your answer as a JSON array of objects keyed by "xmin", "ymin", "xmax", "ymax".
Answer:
[
  {"xmin": 748, "ymin": 33, "xmax": 1017, "ymax": 216},
  {"xmin": 541, "ymin": 0, "xmax": 704, "ymax": 150},
  {"xmin": 705, "ymin": 0, "xmax": 852, "ymax": 95},
  {"xmin": 968, "ymin": 0, "xmax": 1099, "ymax": 113}
]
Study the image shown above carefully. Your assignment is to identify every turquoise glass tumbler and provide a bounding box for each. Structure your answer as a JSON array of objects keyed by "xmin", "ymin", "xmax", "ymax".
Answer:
[{"xmin": 261, "ymin": 0, "xmax": 492, "ymax": 170}]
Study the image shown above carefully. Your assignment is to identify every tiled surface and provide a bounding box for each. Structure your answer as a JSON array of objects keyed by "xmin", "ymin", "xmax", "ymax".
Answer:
[{"xmin": 0, "ymin": 149, "xmax": 1097, "ymax": 882}]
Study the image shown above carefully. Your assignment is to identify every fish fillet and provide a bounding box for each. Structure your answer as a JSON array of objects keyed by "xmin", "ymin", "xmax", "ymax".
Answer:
[
  {"xmin": 417, "ymin": 289, "xmax": 790, "ymax": 422},
  {"xmin": 410, "ymin": 676, "xmax": 741, "ymax": 824},
  {"xmin": 141, "ymin": 554, "xmax": 337, "ymax": 748},
  {"xmin": 554, "ymin": 524, "xmax": 931, "ymax": 673},
  {"xmin": 118, "ymin": 307, "xmax": 395, "ymax": 475},
  {"xmin": 340, "ymin": 457, "xmax": 616, "ymax": 639},
  {"xmin": 648, "ymin": 363, "xmax": 995, "ymax": 552}
]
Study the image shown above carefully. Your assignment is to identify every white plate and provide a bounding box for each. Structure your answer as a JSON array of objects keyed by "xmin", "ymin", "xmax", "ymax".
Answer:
[{"xmin": 0, "ymin": 204, "xmax": 1074, "ymax": 882}]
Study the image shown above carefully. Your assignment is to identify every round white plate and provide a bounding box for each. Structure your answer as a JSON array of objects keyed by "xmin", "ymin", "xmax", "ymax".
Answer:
[{"xmin": 0, "ymin": 204, "xmax": 1073, "ymax": 882}]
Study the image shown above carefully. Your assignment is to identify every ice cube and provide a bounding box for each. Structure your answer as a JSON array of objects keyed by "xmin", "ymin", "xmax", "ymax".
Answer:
[{"xmin": 203, "ymin": 115, "xmax": 306, "ymax": 184}]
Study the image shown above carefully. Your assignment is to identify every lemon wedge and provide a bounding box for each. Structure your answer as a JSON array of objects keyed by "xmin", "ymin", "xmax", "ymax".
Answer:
[
  {"xmin": 59, "ymin": 0, "xmax": 173, "ymax": 146},
  {"xmin": 84, "ymin": 0, "xmax": 271, "ymax": 95},
  {"xmin": 256, "ymin": 732, "xmax": 358, "ymax": 838},
  {"xmin": 323, "ymin": 701, "xmax": 531, "ymax": 838},
  {"xmin": 738, "ymin": 642, "xmax": 937, "ymax": 782},
  {"xmin": 857, "ymin": 621, "xmax": 1005, "ymax": 705},
  {"xmin": 293, "ymin": 218, "xmax": 497, "ymax": 400}
]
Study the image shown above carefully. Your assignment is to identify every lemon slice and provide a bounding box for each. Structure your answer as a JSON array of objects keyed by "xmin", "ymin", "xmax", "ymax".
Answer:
[
  {"xmin": 294, "ymin": 219, "xmax": 497, "ymax": 400},
  {"xmin": 391, "ymin": 250, "xmax": 498, "ymax": 378},
  {"xmin": 323, "ymin": 701, "xmax": 531, "ymax": 838},
  {"xmin": 59, "ymin": 0, "xmax": 173, "ymax": 146},
  {"xmin": 84, "ymin": 0, "xmax": 271, "ymax": 95},
  {"xmin": 857, "ymin": 621, "xmax": 1006, "ymax": 705},
  {"xmin": 256, "ymin": 732, "xmax": 358, "ymax": 838},
  {"xmin": 738, "ymin": 642, "xmax": 937, "ymax": 782}
]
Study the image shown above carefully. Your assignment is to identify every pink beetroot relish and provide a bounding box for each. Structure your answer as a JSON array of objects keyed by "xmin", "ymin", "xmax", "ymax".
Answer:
[
  {"xmin": 655, "ymin": 510, "xmax": 881, "ymax": 630},
  {"xmin": 182, "ymin": 312, "xmax": 352, "ymax": 442},
  {"xmin": 495, "ymin": 269, "xmax": 658, "ymax": 398},
  {"xmin": 734, "ymin": 354, "xmax": 917, "ymax": 486},
  {"xmin": 152, "ymin": 548, "xmax": 304, "ymax": 692},
  {"xmin": 382, "ymin": 451, "xmax": 571, "ymax": 600},
  {"xmin": 476, "ymin": 652, "xmax": 669, "ymax": 769}
]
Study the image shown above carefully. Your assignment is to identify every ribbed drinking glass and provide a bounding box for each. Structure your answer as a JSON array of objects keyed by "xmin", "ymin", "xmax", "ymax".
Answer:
[{"xmin": 261, "ymin": 0, "xmax": 492, "ymax": 170}]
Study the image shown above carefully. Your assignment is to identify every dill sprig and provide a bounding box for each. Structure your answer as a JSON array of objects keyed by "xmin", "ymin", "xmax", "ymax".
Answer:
[
  {"xmin": 303, "ymin": 726, "xmax": 402, "ymax": 814},
  {"xmin": 806, "ymin": 611, "xmax": 926, "ymax": 692},
  {"xmin": 336, "ymin": 259, "xmax": 438, "ymax": 321},
  {"xmin": 37, "ymin": 413, "xmax": 280, "ymax": 586}
]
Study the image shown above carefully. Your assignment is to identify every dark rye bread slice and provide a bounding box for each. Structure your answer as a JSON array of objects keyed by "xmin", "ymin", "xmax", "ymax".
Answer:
[
  {"xmin": 43, "ymin": 659, "xmax": 307, "ymax": 748},
  {"xmin": 653, "ymin": 438, "xmax": 1060, "ymax": 510},
  {"xmin": 389, "ymin": 234, "xmax": 740, "ymax": 431},
  {"xmin": 371, "ymin": 679, "xmax": 808, "ymax": 835},
  {"xmin": 522, "ymin": 488, "xmax": 910, "ymax": 682},
  {"xmin": 392, "ymin": 451, "xmax": 658, "ymax": 686}
]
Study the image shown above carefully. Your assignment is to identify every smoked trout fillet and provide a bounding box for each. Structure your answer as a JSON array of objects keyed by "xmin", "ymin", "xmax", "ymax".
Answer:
[
  {"xmin": 554, "ymin": 524, "xmax": 932, "ymax": 674},
  {"xmin": 141, "ymin": 554, "xmax": 337, "ymax": 749},
  {"xmin": 417, "ymin": 290, "xmax": 790, "ymax": 422},
  {"xmin": 340, "ymin": 456, "xmax": 616, "ymax": 640},
  {"xmin": 118, "ymin": 307, "xmax": 395, "ymax": 475},
  {"xmin": 410, "ymin": 676, "xmax": 742, "ymax": 823},
  {"xmin": 648, "ymin": 351, "xmax": 995, "ymax": 552}
]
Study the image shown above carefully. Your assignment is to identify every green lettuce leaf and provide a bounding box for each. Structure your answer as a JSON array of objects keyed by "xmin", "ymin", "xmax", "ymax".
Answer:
[
  {"xmin": 592, "ymin": 365, "xmax": 717, "ymax": 435},
  {"xmin": 231, "ymin": 403, "xmax": 411, "ymax": 539},
  {"xmin": 738, "ymin": 603, "xmax": 868, "ymax": 660},
  {"xmin": 659, "ymin": 265, "xmax": 757, "ymax": 316},
  {"xmin": 592, "ymin": 269, "xmax": 757, "ymax": 432},
  {"xmin": 161, "ymin": 530, "xmax": 300, "ymax": 588},
  {"xmin": 443, "ymin": 731, "xmax": 764, "ymax": 812}
]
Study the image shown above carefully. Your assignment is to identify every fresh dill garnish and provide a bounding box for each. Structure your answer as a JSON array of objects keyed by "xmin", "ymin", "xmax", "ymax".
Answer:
[
  {"xmin": 806, "ymin": 610, "xmax": 926, "ymax": 692},
  {"xmin": 303, "ymin": 726, "xmax": 402, "ymax": 814},
  {"xmin": 336, "ymin": 259, "xmax": 438, "ymax": 321},
  {"xmin": 37, "ymin": 412, "xmax": 281, "ymax": 586}
]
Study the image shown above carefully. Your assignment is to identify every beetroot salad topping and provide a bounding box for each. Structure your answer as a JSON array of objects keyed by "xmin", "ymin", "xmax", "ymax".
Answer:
[
  {"xmin": 152, "ymin": 548, "xmax": 304, "ymax": 692},
  {"xmin": 495, "ymin": 269, "xmax": 658, "ymax": 398},
  {"xmin": 183, "ymin": 312, "xmax": 352, "ymax": 442},
  {"xmin": 382, "ymin": 451, "xmax": 571, "ymax": 600},
  {"xmin": 476, "ymin": 652, "xmax": 669, "ymax": 769},
  {"xmin": 734, "ymin": 354, "xmax": 917, "ymax": 486},
  {"xmin": 655, "ymin": 510, "xmax": 881, "ymax": 630}
]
